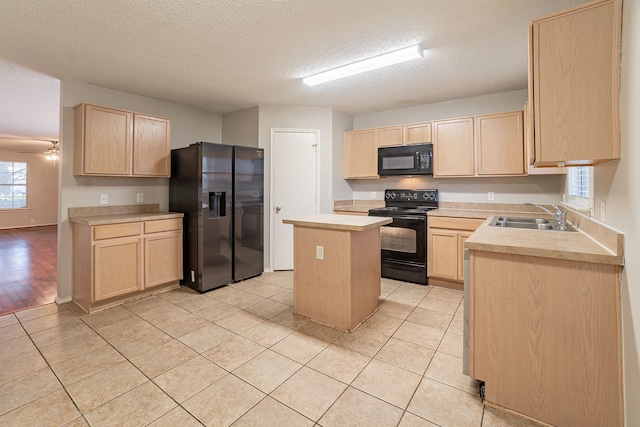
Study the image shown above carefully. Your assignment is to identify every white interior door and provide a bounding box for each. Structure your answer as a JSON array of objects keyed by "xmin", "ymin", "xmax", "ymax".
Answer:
[{"xmin": 271, "ymin": 129, "xmax": 319, "ymax": 270}]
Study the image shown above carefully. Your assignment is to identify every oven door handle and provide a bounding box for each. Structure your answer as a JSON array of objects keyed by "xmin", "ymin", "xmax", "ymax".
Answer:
[{"xmin": 391, "ymin": 215, "xmax": 426, "ymax": 221}]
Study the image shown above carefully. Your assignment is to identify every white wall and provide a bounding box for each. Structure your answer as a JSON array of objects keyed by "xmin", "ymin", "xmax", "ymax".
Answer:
[
  {"xmin": 0, "ymin": 148, "xmax": 58, "ymax": 229},
  {"xmin": 349, "ymin": 89, "xmax": 564, "ymax": 205},
  {"xmin": 594, "ymin": 2, "xmax": 640, "ymax": 424},
  {"xmin": 332, "ymin": 109, "xmax": 354, "ymax": 201},
  {"xmin": 222, "ymin": 106, "xmax": 259, "ymax": 147},
  {"xmin": 351, "ymin": 175, "xmax": 563, "ymax": 204},
  {"xmin": 57, "ymin": 80, "xmax": 222, "ymax": 302},
  {"xmin": 354, "ymin": 89, "xmax": 528, "ymax": 128}
]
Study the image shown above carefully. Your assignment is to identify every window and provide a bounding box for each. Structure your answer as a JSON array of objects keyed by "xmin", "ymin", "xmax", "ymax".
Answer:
[
  {"xmin": 565, "ymin": 166, "xmax": 593, "ymax": 211},
  {"xmin": 0, "ymin": 161, "xmax": 28, "ymax": 209}
]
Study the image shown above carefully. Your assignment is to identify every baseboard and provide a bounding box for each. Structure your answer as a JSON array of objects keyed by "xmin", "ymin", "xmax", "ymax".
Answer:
[
  {"xmin": 0, "ymin": 223, "xmax": 57, "ymax": 231},
  {"xmin": 55, "ymin": 296, "xmax": 72, "ymax": 304}
]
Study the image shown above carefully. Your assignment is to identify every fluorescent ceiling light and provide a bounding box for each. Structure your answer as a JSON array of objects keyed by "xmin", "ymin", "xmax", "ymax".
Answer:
[{"xmin": 302, "ymin": 45, "xmax": 423, "ymax": 86}]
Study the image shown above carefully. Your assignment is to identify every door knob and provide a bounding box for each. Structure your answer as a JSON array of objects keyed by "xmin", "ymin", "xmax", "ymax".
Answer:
[{"xmin": 275, "ymin": 206, "xmax": 281, "ymax": 213}]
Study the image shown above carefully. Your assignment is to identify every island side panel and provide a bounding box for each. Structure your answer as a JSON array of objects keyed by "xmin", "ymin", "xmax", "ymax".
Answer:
[
  {"xmin": 471, "ymin": 251, "xmax": 622, "ymax": 427},
  {"xmin": 292, "ymin": 226, "xmax": 351, "ymax": 330},
  {"xmin": 348, "ymin": 227, "xmax": 382, "ymax": 329}
]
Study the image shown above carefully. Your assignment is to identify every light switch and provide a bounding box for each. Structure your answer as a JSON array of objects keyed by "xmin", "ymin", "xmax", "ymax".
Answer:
[{"xmin": 316, "ymin": 245, "xmax": 324, "ymax": 260}]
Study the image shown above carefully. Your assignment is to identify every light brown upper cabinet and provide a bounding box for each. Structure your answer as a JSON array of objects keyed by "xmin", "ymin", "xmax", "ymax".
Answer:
[
  {"xmin": 525, "ymin": 102, "xmax": 565, "ymax": 175},
  {"xmin": 432, "ymin": 117, "xmax": 474, "ymax": 177},
  {"xmin": 475, "ymin": 111, "xmax": 525, "ymax": 176},
  {"xmin": 133, "ymin": 114, "xmax": 171, "ymax": 176},
  {"xmin": 377, "ymin": 122, "xmax": 432, "ymax": 148},
  {"xmin": 377, "ymin": 125, "xmax": 403, "ymax": 147},
  {"xmin": 404, "ymin": 122, "xmax": 431, "ymax": 145},
  {"xmin": 434, "ymin": 112, "xmax": 527, "ymax": 178},
  {"xmin": 344, "ymin": 128, "xmax": 378, "ymax": 179},
  {"xmin": 74, "ymin": 103, "xmax": 171, "ymax": 177},
  {"xmin": 530, "ymin": 0, "xmax": 622, "ymax": 167}
]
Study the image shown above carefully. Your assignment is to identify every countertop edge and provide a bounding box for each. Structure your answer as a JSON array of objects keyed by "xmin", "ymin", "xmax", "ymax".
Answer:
[
  {"xmin": 465, "ymin": 238, "xmax": 623, "ymax": 266},
  {"xmin": 283, "ymin": 214, "xmax": 392, "ymax": 231},
  {"xmin": 70, "ymin": 212, "xmax": 184, "ymax": 226}
]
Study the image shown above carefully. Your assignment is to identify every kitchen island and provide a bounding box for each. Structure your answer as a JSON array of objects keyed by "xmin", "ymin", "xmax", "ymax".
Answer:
[{"xmin": 282, "ymin": 214, "xmax": 392, "ymax": 332}]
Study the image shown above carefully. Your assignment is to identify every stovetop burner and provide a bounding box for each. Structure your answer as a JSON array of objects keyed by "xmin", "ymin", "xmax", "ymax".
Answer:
[{"xmin": 368, "ymin": 189, "xmax": 439, "ymax": 217}]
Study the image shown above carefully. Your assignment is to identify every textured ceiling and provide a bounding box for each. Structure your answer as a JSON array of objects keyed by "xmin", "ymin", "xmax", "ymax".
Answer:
[{"xmin": 0, "ymin": 0, "xmax": 588, "ymax": 149}]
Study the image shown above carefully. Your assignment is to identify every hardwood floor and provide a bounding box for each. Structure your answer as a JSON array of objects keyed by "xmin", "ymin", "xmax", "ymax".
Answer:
[{"xmin": 0, "ymin": 226, "xmax": 57, "ymax": 315}]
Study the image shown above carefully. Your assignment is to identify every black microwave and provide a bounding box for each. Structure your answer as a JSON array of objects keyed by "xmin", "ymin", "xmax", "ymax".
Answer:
[{"xmin": 378, "ymin": 144, "xmax": 433, "ymax": 176}]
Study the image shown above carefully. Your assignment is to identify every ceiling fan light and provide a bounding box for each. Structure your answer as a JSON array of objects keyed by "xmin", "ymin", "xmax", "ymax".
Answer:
[
  {"xmin": 302, "ymin": 45, "xmax": 423, "ymax": 86},
  {"xmin": 46, "ymin": 141, "xmax": 59, "ymax": 162}
]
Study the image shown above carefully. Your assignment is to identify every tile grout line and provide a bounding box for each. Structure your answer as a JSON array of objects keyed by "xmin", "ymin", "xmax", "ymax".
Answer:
[{"xmin": 2, "ymin": 276, "xmax": 475, "ymax": 426}]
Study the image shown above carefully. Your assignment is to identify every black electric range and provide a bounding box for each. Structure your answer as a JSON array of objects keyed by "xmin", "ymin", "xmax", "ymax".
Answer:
[{"xmin": 368, "ymin": 189, "xmax": 438, "ymax": 285}]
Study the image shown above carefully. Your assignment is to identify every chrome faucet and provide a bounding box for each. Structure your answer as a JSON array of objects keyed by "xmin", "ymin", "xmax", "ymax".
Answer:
[{"xmin": 524, "ymin": 203, "xmax": 569, "ymax": 230}]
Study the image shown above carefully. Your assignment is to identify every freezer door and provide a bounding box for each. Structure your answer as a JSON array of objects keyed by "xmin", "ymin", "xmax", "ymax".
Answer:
[
  {"xmin": 233, "ymin": 146, "xmax": 264, "ymax": 281},
  {"xmin": 201, "ymin": 142, "xmax": 233, "ymax": 291}
]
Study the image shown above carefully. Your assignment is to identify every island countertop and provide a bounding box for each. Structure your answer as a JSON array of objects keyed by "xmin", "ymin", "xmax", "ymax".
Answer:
[{"xmin": 282, "ymin": 213, "xmax": 392, "ymax": 231}]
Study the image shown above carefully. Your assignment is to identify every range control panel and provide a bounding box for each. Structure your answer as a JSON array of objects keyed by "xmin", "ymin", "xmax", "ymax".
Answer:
[{"xmin": 384, "ymin": 189, "xmax": 438, "ymax": 202}]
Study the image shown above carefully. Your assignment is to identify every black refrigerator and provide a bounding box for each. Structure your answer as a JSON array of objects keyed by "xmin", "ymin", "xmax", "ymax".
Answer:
[{"xmin": 169, "ymin": 142, "xmax": 264, "ymax": 292}]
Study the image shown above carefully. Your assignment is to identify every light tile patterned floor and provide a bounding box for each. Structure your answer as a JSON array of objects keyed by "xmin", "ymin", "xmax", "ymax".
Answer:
[{"xmin": 0, "ymin": 272, "xmax": 540, "ymax": 426}]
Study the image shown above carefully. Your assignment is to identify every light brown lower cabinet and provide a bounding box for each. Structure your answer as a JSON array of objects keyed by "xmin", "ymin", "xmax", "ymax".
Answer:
[
  {"xmin": 428, "ymin": 217, "xmax": 484, "ymax": 287},
  {"xmin": 470, "ymin": 250, "xmax": 622, "ymax": 427},
  {"xmin": 73, "ymin": 217, "xmax": 183, "ymax": 313}
]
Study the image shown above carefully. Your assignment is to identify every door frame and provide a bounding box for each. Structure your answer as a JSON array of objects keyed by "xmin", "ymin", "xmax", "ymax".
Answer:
[{"xmin": 269, "ymin": 128, "xmax": 321, "ymax": 272}]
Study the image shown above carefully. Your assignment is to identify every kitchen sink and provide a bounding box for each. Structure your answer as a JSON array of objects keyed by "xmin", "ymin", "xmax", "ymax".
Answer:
[
  {"xmin": 488, "ymin": 216, "xmax": 576, "ymax": 231},
  {"xmin": 494, "ymin": 216, "xmax": 550, "ymax": 224}
]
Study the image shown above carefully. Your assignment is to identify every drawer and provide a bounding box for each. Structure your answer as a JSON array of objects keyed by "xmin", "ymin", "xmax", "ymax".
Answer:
[
  {"xmin": 93, "ymin": 222, "xmax": 142, "ymax": 240},
  {"xmin": 429, "ymin": 217, "xmax": 484, "ymax": 231},
  {"xmin": 145, "ymin": 218, "xmax": 182, "ymax": 234}
]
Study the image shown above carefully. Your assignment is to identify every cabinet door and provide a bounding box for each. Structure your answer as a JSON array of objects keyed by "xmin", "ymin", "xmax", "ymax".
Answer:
[
  {"xmin": 93, "ymin": 236, "xmax": 142, "ymax": 301},
  {"xmin": 404, "ymin": 122, "xmax": 431, "ymax": 144},
  {"xmin": 433, "ymin": 118, "xmax": 474, "ymax": 177},
  {"xmin": 378, "ymin": 126, "xmax": 403, "ymax": 147},
  {"xmin": 532, "ymin": 0, "xmax": 621, "ymax": 166},
  {"xmin": 428, "ymin": 229, "xmax": 458, "ymax": 281},
  {"xmin": 133, "ymin": 114, "xmax": 171, "ymax": 177},
  {"xmin": 144, "ymin": 230, "xmax": 183, "ymax": 288},
  {"xmin": 475, "ymin": 111, "xmax": 525, "ymax": 176},
  {"xmin": 344, "ymin": 129, "xmax": 378, "ymax": 179},
  {"xmin": 80, "ymin": 104, "xmax": 133, "ymax": 175}
]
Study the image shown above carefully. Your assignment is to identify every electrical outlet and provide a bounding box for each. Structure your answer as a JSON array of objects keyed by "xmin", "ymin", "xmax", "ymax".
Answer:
[
  {"xmin": 488, "ymin": 192, "xmax": 495, "ymax": 201},
  {"xmin": 100, "ymin": 194, "xmax": 108, "ymax": 205},
  {"xmin": 137, "ymin": 193, "xmax": 143, "ymax": 203},
  {"xmin": 30, "ymin": 219, "xmax": 35, "ymax": 224},
  {"xmin": 371, "ymin": 192, "xmax": 376, "ymax": 199},
  {"xmin": 316, "ymin": 245, "xmax": 324, "ymax": 260}
]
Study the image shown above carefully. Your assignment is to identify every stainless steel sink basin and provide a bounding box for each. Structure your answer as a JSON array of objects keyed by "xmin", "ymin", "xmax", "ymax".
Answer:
[
  {"xmin": 488, "ymin": 216, "xmax": 576, "ymax": 232},
  {"xmin": 494, "ymin": 216, "xmax": 550, "ymax": 224}
]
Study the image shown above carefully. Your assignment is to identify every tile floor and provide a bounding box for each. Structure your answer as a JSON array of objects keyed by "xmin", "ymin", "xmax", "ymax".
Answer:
[{"xmin": 0, "ymin": 271, "xmax": 539, "ymax": 426}]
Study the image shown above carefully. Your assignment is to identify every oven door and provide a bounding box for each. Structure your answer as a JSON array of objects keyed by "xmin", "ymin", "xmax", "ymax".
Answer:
[{"xmin": 379, "ymin": 215, "xmax": 427, "ymax": 265}]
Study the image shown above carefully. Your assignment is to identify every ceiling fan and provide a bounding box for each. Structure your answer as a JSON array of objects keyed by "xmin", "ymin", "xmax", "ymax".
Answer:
[
  {"xmin": 44, "ymin": 141, "xmax": 59, "ymax": 161},
  {"xmin": 15, "ymin": 139, "xmax": 60, "ymax": 161}
]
